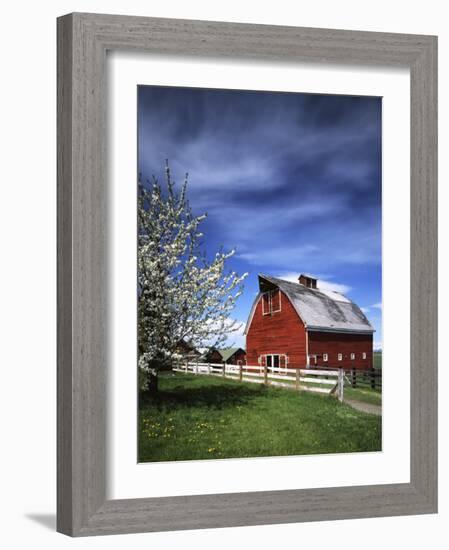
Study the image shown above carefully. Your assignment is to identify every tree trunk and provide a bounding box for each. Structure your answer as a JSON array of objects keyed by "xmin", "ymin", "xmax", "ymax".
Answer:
[{"xmin": 147, "ymin": 367, "xmax": 159, "ymax": 395}]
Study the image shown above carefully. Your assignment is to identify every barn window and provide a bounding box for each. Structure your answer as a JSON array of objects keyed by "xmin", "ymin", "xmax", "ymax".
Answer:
[
  {"xmin": 323, "ymin": 353, "xmax": 328, "ymax": 362},
  {"xmin": 271, "ymin": 289, "xmax": 281, "ymax": 312},
  {"xmin": 362, "ymin": 352, "xmax": 367, "ymax": 359},
  {"xmin": 350, "ymin": 353, "xmax": 355, "ymax": 360},
  {"xmin": 262, "ymin": 292, "xmax": 270, "ymax": 315},
  {"xmin": 266, "ymin": 354, "xmax": 280, "ymax": 368},
  {"xmin": 337, "ymin": 353, "xmax": 343, "ymax": 361},
  {"xmin": 262, "ymin": 289, "xmax": 281, "ymax": 315}
]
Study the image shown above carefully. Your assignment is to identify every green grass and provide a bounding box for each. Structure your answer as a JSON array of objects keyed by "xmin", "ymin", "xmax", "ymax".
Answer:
[
  {"xmin": 298, "ymin": 380, "xmax": 381, "ymax": 406},
  {"xmin": 263, "ymin": 375, "xmax": 382, "ymax": 407},
  {"xmin": 139, "ymin": 372, "xmax": 382, "ymax": 462},
  {"xmin": 373, "ymin": 351, "xmax": 382, "ymax": 370},
  {"xmin": 341, "ymin": 350, "xmax": 382, "ymax": 405},
  {"xmin": 344, "ymin": 387, "xmax": 382, "ymax": 406}
]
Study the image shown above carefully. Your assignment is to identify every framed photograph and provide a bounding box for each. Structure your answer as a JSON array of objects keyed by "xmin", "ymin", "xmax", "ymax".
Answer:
[{"xmin": 57, "ymin": 13, "xmax": 437, "ymax": 536}]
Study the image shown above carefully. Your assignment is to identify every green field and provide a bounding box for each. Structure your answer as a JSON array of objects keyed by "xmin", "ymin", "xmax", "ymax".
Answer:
[
  {"xmin": 139, "ymin": 372, "xmax": 382, "ymax": 463},
  {"xmin": 345, "ymin": 350, "xmax": 382, "ymax": 405},
  {"xmin": 343, "ymin": 386, "xmax": 382, "ymax": 406},
  {"xmin": 373, "ymin": 351, "xmax": 382, "ymax": 370}
]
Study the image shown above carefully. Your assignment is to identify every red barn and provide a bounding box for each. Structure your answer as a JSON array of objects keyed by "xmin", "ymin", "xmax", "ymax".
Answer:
[{"xmin": 245, "ymin": 273, "xmax": 374, "ymax": 370}]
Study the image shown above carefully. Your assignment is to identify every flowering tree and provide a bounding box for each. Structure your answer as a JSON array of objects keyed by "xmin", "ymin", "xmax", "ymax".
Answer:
[{"xmin": 138, "ymin": 163, "xmax": 247, "ymax": 393}]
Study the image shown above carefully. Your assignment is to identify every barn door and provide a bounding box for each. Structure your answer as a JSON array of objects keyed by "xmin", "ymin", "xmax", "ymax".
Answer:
[
  {"xmin": 279, "ymin": 354, "xmax": 288, "ymax": 371},
  {"xmin": 265, "ymin": 355, "xmax": 280, "ymax": 370}
]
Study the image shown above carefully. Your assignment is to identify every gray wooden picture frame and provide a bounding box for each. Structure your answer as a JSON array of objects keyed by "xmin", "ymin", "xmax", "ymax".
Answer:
[{"xmin": 57, "ymin": 12, "xmax": 438, "ymax": 537}]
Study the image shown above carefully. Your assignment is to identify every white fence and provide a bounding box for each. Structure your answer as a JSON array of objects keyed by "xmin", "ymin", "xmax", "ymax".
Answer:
[{"xmin": 173, "ymin": 362, "xmax": 344, "ymax": 401}]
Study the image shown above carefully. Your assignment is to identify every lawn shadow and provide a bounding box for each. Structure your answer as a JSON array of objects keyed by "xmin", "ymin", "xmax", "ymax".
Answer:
[{"xmin": 140, "ymin": 381, "xmax": 269, "ymax": 411}]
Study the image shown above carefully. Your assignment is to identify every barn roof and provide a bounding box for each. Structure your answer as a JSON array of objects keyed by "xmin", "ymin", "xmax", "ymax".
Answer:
[
  {"xmin": 245, "ymin": 274, "xmax": 374, "ymax": 334},
  {"xmin": 218, "ymin": 347, "xmax": 246, "ymax": 362}
]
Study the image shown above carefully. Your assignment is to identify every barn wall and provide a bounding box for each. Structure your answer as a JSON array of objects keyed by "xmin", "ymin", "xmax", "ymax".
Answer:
[
  {"xmin": 229, "ymin": 350, "xmax": 247, "ymax": 365},
  {"xmin": 206, "ymin": 350, "xmax": 223, "ymax": 364},
  {"xmin": 308, "ymin": 331, "xmax": 373, "ymax": 369},
  {"xmin": 246, "ymin": 291, "xmax": 307, "ymax": 368}
]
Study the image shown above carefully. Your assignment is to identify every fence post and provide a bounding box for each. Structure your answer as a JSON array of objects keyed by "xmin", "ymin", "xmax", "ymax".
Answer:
[
  {"xmin": 239, "ymin": 363, "xmax": 243, "ymax": 382},
  {"xmin": 185, "ymin": 362, "xmax": 188, "ymax": 374},
  {"xmin": 370, "ymin": 368, "xmax": 375, "ymax": 390},
  {"xmin": 222, "ymin": 362, "xmax": 225, "ymax": 378},
  {"xmin": 351, "ymin": 368, "xmax": 356, "ymax": 388},
  {"xmin": 338, "ymin": 369, "xmax": 345, "ymax": 401},
  {"xmin": 264, "ymin": 364, "xmax": 268, "ymax": 386},
  {"xmin": 295, "ymin": 368, "xmax": 301, "ymax": 391}
]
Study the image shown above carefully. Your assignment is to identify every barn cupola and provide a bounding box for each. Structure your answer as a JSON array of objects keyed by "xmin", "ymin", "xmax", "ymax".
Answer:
[{"xmin": 298, "ymin": 273, "xmax": 317, "ymax": 289}]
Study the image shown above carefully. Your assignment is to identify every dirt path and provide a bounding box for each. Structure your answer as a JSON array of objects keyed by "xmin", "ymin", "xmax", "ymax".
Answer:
[{"xmin": 345, "ymin": 399, "xmax": 382, "ymax": 416}]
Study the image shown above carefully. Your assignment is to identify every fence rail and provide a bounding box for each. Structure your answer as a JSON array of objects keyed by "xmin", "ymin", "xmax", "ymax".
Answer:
[
  {"xmin": 312, "ymin": 365, "xmax": 382, "ymax": 391},
  {"xmin": 173, "ymin": 362, "xmax": 345, "ymax": 401}
]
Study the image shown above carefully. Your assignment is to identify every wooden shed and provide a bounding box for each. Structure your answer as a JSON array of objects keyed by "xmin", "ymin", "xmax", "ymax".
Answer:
[{"xmin": 205, "ymin": 347, "xmax": 247, "ymax": 366}]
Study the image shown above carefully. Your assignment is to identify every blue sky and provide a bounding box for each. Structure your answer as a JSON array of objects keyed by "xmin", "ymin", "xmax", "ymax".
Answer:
[{"xmin": 138, "ymin": 86, "xmax": 382, "ymax": 349}]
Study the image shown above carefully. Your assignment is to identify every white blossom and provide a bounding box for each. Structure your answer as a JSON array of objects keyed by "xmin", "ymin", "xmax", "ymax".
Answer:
[{"xmin": 138, "ymin": 162, "xmax": 247, "ymax": 390}]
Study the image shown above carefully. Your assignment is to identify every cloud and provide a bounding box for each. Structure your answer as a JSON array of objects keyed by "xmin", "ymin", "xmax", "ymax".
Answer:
[
  {"xmin": 138, "ymin": 86, "xmax": 382, "ymax": 342},
  {"xmin": 199, "ymin": 318, "xmax": 246, "ymax": 349},
  {"xmin": 318, "ymin": 280, "xmax": 352, "ymax": 295},
  {"xmin": 360, "ymin": 307, "xmax": 370, "ymax": 313},
  {"xmin": 274, "ymin": 272, "xmax": 351, "ymax": 295},
  {"xmin": 274, "ymin": 272, "xmax": 305, "ymax": 283},
  {"xmin": 222, "ymin": 206, "xmax": 381, "ymax": 270},
  {"xmin": 138, "ymin": 87, "xmax": 382, "ymax": 273},
  {"xmin": 371, "ymin": 302, "xmax": 382, "ymax": 310},
  {"xmin": 239, "ymin": 245, "xmax": 319, "ymax": 266},
  {"xmin": 222, "ymin": 319, "xmax": 246, "ymax": 349}
]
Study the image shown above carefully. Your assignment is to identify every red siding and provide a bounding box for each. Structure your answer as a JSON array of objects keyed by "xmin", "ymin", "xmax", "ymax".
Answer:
[
  {"xmin": 227, "ymin": 350, "xmax": 247, "ymax": 365},
  {"xmin": 206, "ymin": 350, "xmax": 223, "ymax": 363},
  {"xmin": 308, "ymin": 331, "xmax": 373, "ymax": 369},
  {"xmin": 246, "ymin": 291, "xmax": 307, "ymax": 368},
  {"xmin": 232, "ymin": 351, "xmax": 246, "ymax": 365}
]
